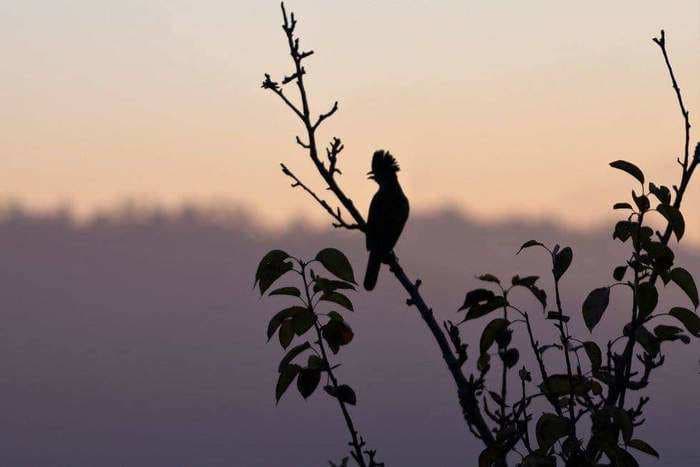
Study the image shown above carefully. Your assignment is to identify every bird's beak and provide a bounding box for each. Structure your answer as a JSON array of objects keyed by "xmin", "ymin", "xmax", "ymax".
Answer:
[{"xmin": 367, "ymin": 171, "xmax": 375, "ymax": 179}]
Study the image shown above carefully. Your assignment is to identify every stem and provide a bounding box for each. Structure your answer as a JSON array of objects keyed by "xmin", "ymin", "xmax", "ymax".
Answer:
[{"xmin": 300, "ymin": 263, "xmax": 368, "ymax": 467}]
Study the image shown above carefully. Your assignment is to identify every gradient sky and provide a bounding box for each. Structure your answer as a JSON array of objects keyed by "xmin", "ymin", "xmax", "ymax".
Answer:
[{"xmin": 2, "ymin": 1, "xmax": 699, "ymax": 237}]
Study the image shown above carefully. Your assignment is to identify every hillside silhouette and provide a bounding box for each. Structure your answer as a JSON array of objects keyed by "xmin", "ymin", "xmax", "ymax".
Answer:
[{"xmin": 0, "ymin": 203, "xmax": 698, "ymax": 466}]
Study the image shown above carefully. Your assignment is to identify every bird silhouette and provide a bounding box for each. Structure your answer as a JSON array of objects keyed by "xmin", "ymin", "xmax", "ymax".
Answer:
[{"xmin": 364, "ymin": 150, "xmax": 409, "ymax": 291}]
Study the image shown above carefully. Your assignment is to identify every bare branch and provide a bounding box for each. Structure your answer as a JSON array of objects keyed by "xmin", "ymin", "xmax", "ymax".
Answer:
[
  {"xmin": 315, "ymin": 101, "xmax": 339, "ymax": 129},
  {"xmin": 280, "ymin": 163, "xmax": 360, "ymax": 230}
]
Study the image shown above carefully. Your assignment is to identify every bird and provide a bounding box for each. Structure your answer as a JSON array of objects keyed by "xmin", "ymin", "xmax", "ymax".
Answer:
[{"xmin": 364, "ymin": 150, "xmax": 409, "ymax": 291}]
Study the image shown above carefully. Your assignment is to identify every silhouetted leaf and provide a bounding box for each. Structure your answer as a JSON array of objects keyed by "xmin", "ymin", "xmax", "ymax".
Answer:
[
  {"xmin": 653, "ymin": 324, "xmax": 690, "ymax": 344},
  {"xmin": 613, "ymin": 202, "xmax": 633, "ymax": 210},
  {"xmin": 519, "ymin": 367, "xmax": 532, "ymax": 382},
  {"xmin": 649, "ymin": 183, "xmax": 671, "ymax": 205},
  {"xmin": 322, "ymin": 320, "xmax": 354, "ymax": 354},
  {"xmin": 477, "ymin": 353, "xmax": 491, "ymax": 373},
  {"xmin": 553, "ymin": 247, "xmax": 573, "ymax": 280},
  {"xmin": 293, "ymin": 309, "xmax": 316, "ymax": 335},
  {"xmin": 324, "ymin": 384, "xmax": 357, "ymax": 405},
  {"xmin": 255, "ymin": 250, "xmax": 293, "ymax": 295},
  {"xmin": 668, "ymin": 307, "xmax": 700, "ymax": 337},
  {"xmin": 613, "ymin": 221, "xmax": 634, "ymax": 242},
  {"xmin": 477, "ymin": 273, "xmax": 500, "ymax": 284},
  {"xmin": 583, "ymin": 341, "xmax": 602, "ymax": 371},
  {"xmin": 279, "ymin": 319, "xmax": 295, "ymax": 349},
  {"xmin": 460, "ymin": 289, "xmax": 495, "ymax": 310},
  {"xmin": 313, "ymin": 277, "xmax": 355, "ymax": 294},
  {"xmin": 613, "ymin": 265, "xmax": 627, "ymax": 281},
  {"xmin": 608, "ymin": 407, "xmax": 633, "ymax": 443},
  {"xmin": 637, "ymin": 282, "xmax": 658, "ymax": 319},
  {"xmin": 669, "ymin": 267, "xmax": 698, "ymax": 308},
  {"xmin": 327, "ymin": 311, "xmax": 344, "ymax": 322},
  {"xmin": 320, "ymin": 292, "xmax": 354, "ymax": 311},
  {"xmin": 603, "ymin": 446, "xmax": 639, "ymax": 467},
  {"xmin": 276, "ymin": 364, "xmax": 300, "ymax": 403},
  {"xmin": 478, "ymin": 446, "xmax": 503, "ymax": 467},
  {"xmin": 307, "ymin": 354, "xmax": 324, "ymax": 370},
  {"xmin": 501, "ymin": 348, "xmax": 519, "ymax": 368},
  {"xmin": 512, "ymin": 275, "xmax": 539, "ymax": 287},
  {"xmin": 644, "ymin": 241, "xmax": 675, "ymax": 272},
  {"xmin": 521, "ymin": 453, "xmax": 556, "ymax": 466},
  {"xmin": 315, "ymin": 248, "xmax": 356, "ymax": 284},
  {"xmin": 610, "ymin": 160, "xmax": 644, "ymax": 184},
  {"xmin": 480, "ymin": 318, "xmax": 509, "ymax": 354},
  {"xmin": 634, "ymin": 326, "xmax": 659, "ymax": 356},
  {"xmin": 582, "ymin": 287, "xmax": 610, "ymax": 331},
  {"xmin": 656, "ymin": 204, "xmax": 685, "ymax": 240},
  {"xmin": 627, "ymin": 439, "xmax": 659, "ymax": 458},
  {"xmin": 536, "ymin": 413, "xmax": 570, "ymax": 450},
  {"xmin": 268, "ymin": 286, "xmax": 301, "ymax": 297},
  {"xmin": 488, "ymin": 390, "xmax": 504, "ymax": 406},
  {"xmin": 517, "ymin": 240, "xmax": 544, "ymax": 255},
  {"xmin": 297, "ymin": 368, "xmax": 321, "ymax": 398},
  {"xmin": 267, "ymin": 306, "xmax": 306, "ymax": 340},
  {"xmin": 464, "ymin": 296, "xmax": 507, "ymax": 321},
  {"xmin": 542, "ymin": 374, "xmax": 591, "ymax": 397},
  {"xmin": 632, "ymin": 192, "xmax": 649, "ymax": 212},
  {"xmin": 278, "ymin": 342, "xmax": 310, "ymax": 372}
]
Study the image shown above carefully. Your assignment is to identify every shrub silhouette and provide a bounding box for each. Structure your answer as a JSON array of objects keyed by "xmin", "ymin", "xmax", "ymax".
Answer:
[{"xmin": 255, "ymin": 3, "xmax": 699, "ymax": 466}]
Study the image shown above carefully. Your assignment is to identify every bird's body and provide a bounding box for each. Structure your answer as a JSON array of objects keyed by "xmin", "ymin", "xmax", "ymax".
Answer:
[{"xmin": 364, "ymin": 150, "xmax": 409, "ymax": 291}]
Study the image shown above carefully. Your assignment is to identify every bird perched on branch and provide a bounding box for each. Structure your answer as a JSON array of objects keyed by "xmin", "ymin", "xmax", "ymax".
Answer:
[{"xmin": 364, "ymin": 150, "xmax": 409, "ymax": 291}]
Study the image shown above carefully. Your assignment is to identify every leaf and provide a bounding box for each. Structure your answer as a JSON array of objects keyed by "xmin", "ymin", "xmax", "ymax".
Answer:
[
  {"xmin": 669, "ymin": 307, "xmax": 700, "ymax": 337},
  {"xmin": 477, "ymin": 353, "xmax": 491, "ymax": 373},
  {"xmin": 613, "ymin": 221, "xmax": 635, "ymax": 242},
  {"xmin": 315, "ymin": 248, "xmax": 356, "ymax": 284},
  {"xmin": 478, "ymin": 446, "xmax": 503, "ymax": 467},
  {"xmin": 255, "ymin": 250, "xmax": 292, "ymax": 294},
  {"xmin": 632, "ymin": 192, "xmax": 649, "ymax": 212},
  {"xmin": 653, "ymin": 324, "xmax": 689, "ymax": 344},
  {"xmin": 267, "ymin": 306, "xmax": 306, "ymax": 340},
  {"xmin": 582, "ymin": 287, "xmax": 610, "ymax": 332},
  {"xmin": 627, "ymin": 439, "xmax": 659, "ymax": 458},
  {"xmin": 275, "ymin": 364, "xmax": 300, "ymax": 403},
  {"xmin": 553, "ymin": 247, "xmax": 573, "ymax": 280},
  {"xmin": 324, "ymin": 384, "xmax": 357, "ymax": 405},
  {"xmin": 297, "ymin": 368, "xmax": 321, "ymax": 399},
  {"xmin": 464, "ymin": 296, "xmax": 507, "ymax": 321},
  {"xmin": 512, "ymin": 275, "xmax": 539, "ymax": 287},
  {"xmin": 477, "ymin": 273, "xmax": 500, "ymax": 284},
  {"xmin": 613, "ymin": 202, "xmax": 633, "ymax": 210},
  {"xmin": 313, "ymin": 277, "xmax": 355, "ymax": 294},
  {"xmin": 293, "ymin": 309, "xmax": 316, "ymax": 335},
  {"xmin": 613, "ymin": 265, "xmax": 627, "ymax": 281},
  {"xmin": 322, "ymin": 320, "xmax": 354, "ymax": 353},
  {"xmin": 501, "ymin": 348, "xmax": 519, "ymax": 368},
  {"xmin": 536, "ymin": 413, "xmax": 570, "ymax": 450},
  {"xmin": 459, "ymin": 289, "xmax": 496, "ymax": 311},
  {"xmin": 583, "ymin": 341, "xmax": 602, "ymax": 371},
  {"xmin": 542, "ymin": 374, "xmax": 591, "ymax": 397},
  {"xmin": 278, "ymin": 342, "xmax": 310, "ymax": 372},
  {"xmin": 327, "ymin": 311, "xmax": 344, "ymax": 322},
  {"xmin": 480, "ymin": 318, "xmax": 510, "ymax": 354},
  {"xmin": 656, "ymin": 204, "xmax": 685, "ymax": 240},
  {"xmin": 609, "ymin": 407, "xmax": 633, "ymax": 443},
  {"xmin": 669, "ymin": 267, "xmax": 699, "ymax": 308},
  {"xmin": 517, "ymin": 240, "xmax": 544, "ymax": 255},
  {"xmin": 279, "ymin": 319, "xmax": 295, "ymax": 349},
  {"xmin": 320, "ymin": 292, "xmax": 354, "ymax": 312},
  {"xmin": 634, "ymin": 326, "xmax": 660, "ymax": 356},
  {"xmin": 488, "ymin": 390, "xmax": 504, "ymax": 406},
  {"xmin": 648, "ymin": 183, "xmax": 671, "ymax": 205},
  {"xmin": 519, "ymin": 367, "xmax": 532, "ymax": 382},
  {"xmin": 268, "ymin": 286, "xmax": 301, "ymax": 297},
  {"xmin": 636, "ymin": 282, "xmax": 658, "ymax": 319},
  {"xmin": 610, "ymin": 160, "xmax": 644, "ymax": 184},
  {"xmin": 307, "ymin": 354, "xmax": 324, "ymax": 370}
]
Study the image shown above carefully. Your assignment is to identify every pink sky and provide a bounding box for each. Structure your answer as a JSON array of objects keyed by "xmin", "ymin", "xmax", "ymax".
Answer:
[{"xmin": 2, "ymin": 1, "xmax": 699, "ymax": 239}]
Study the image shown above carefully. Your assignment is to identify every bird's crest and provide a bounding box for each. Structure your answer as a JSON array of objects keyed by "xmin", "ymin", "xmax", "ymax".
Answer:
[{"xmin": 371, "ymin": 150, "xmax": 400, "ymax": 175}]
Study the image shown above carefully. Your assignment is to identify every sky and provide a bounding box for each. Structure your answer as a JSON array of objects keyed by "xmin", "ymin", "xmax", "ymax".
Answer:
[{"xmin": 1, "ymin": 0, "xmax": 699, "ymax": 237}]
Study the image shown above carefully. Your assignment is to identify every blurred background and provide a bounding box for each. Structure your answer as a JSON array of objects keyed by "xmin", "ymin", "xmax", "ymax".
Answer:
[{"xmin": 1, "ymin": 1, "xmax": 699, "ymax": 465}]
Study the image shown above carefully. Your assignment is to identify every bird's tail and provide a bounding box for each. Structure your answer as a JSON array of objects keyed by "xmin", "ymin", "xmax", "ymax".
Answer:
[{"xmin": 364, "ymin": 250, "xmax": 382, "ymax": 291}]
